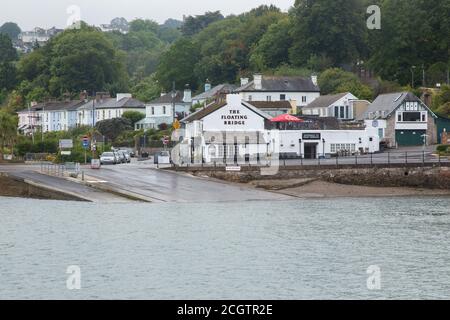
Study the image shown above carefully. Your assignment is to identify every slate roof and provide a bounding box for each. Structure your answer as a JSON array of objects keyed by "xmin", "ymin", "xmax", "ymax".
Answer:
[
  {"xmin": 182, "ymin": 101, "xmax": 272, "ymax": 123},
  {"xmin": 235, "ymin": 76, "xmax": 320, "ymax": 93},
  {"xmin": 192, "ymin": 84, "xmax": 237, "ymax": 101},
  {"xmin": 26, "ymin": 100, "xmax": 85, "ymax": 112},
  {"xmin": 95, "ymin": 97, "xmax": 145, "ymax": 109},
  {"xmin": 303, "ymin": 93, "xmax": 350, "ymax": 110},
  {"xmin": 247, "ymin": 101, "xmax": 292, "ymax": 109},
  {"xmin": 77, "ymin": 97, "xmax": 145, "ymax": 110},
  {"xmin": 148, "ymin": 91, "xmax": 189, "ymax": 105},
  {"xmin": 361, "ymin": 92, "xmax": 434, "ymax": 120}
]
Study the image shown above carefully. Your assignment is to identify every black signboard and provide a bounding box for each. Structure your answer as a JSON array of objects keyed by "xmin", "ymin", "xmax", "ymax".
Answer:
[{"xmin": 302, "ymin": 133, "xmax": 321, "ymax": 140}]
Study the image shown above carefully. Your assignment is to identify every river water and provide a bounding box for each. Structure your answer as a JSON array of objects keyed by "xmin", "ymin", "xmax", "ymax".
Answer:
[{"xmin": 1, "ymin": 196, "xmax": 450, "ymax": 300}]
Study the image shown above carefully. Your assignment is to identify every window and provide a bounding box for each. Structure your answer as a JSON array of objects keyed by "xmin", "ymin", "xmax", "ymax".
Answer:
[
  {"xmin": 378, "ymin": 128, "xmax": 384, "ymax": 139},
  {"xmin": 334, "ymin": 106, "xmax": 339, "ymax": 118},
  {"xmin": 266, "ymin": 96, "xmax": 272, "ymax": 102},
  {"xmin": 402, "ymin": 112, "xmax": 421, "ymax": 122},
  {"xmin": 108, "ymin": 110, "xmax": 111, "ymax": 118},
  {"xmin": 163, "ymin": 106, "xmax": 166, "ymax": 114},
  {"xmin": 422, "ymin": 113, "xmax": 426, "ymax": 122},
  {"xmin": 248, "ymin": 95, "xmax": 252, "ymax": 101},
  {"xmin": 302, "ymin": 96, "xmax": 307, "ymax": 103},
  {"xmin": 340, "ymin": 107, "xmax": 345, "ymax": 119},
  {"xmin": 151, "ymin": 107, "xmax": 155, "ymax": 115},
  {"xmin": 345, "ymin": 106, "xmax": 350, "ymax": 119},
  {"xmin": 102, "ymin": 110, "xmax": 106, "ymax": 119},
  {"xmin": 280, "ymin": 94, "xmax": 286, "ymax": 101},
  {"xmin": 398, "ymin": 113, "xmax": 402, "ymax": 122}
]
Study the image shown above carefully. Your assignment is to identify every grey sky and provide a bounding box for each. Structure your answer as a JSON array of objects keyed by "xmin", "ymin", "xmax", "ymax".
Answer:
[{"xmin": 1, "ymin": 0, "xmax": 294, "ymax": 30}]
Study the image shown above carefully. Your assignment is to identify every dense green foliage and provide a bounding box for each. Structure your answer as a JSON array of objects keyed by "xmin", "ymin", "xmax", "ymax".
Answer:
[
  {"xmin": 122, "ymin": 111, "xmax": 145, "ymax": 126},
  {"xmin": 96, "ymin": 117, "xmax": 133, "ymax": 142},
  {"xmin": 0, "ymin": 34, "xmax": 18, "ymax": 92},
  {"xmin": 0, "ymin": 1, "xmax": 448, "ymax": 117},
  {"xmin": 0, "ymin": 22, "xmax": 21, "ymax": 40}
]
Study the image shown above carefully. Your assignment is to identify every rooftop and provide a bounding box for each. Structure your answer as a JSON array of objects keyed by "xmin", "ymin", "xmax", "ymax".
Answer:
[{"xmin": 235, "ymin": 76, "xmax": 320, "ymax": 93}]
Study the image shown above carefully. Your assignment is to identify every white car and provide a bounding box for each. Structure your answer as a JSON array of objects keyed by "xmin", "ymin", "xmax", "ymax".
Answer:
[{"xmin": 100, "ymin": 152, "xmax": 117, "ymax": 165}]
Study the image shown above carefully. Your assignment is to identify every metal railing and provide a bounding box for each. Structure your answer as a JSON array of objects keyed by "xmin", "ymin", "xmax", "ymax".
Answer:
[
  {"xmin": 40, "ymin": 162, "xmax": 81, "ymax": 177},
  {"xmin": 172, "ymin": 151, "xmax": 450, "ymax": 169}
]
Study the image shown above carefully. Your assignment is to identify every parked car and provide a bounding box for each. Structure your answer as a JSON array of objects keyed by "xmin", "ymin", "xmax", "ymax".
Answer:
[
  {"xmin": 100, "ymin": 152, "xmax": 117, "ymax": 165},
  {"xmin": 119, "ymin": 150, "xmax": 131, "ymax": 163},
  {"xmin": 115, "ymin": 150, "xmax": 126, "ymax": 164},
  {"xmin": 154, "ymin": 151, "xmax": 171, "ymax": 164}
]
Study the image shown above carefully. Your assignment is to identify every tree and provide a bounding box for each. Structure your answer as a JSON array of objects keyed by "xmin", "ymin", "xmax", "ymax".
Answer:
[
  {"xmin": 96, "ymin": 118, "xmax": 133, "ymax": 142},
  {"xmin": 0, "ymin": 22, "xmax": 21, "ymax": 40},
  {"xmin": 250, "ymin": 18, "xmax": 293, "ymax": 70},
  {"xmin": 122, "ymin": 111, "xmax": 145, "ymax": 126},
  {"xmin": 155, "ymin": 38, "xmax": 200, "ymax": 91},
  {"xmin": 181, "ymin": 11, "xmax": 224, "ymax": 37},
  {"xmin": 290, "ymin": 0, "xmax": 367, "ymax": 68},
  {"xmin": 368, "ymin": 0, "xmax": 450, "ymax": 85},
  {"xmin": 319, "ymin": 68, "xmax": 374, "ymax": 100},
  {"xmin": 0, "ymin": 34, "xmax": 18, "ymax": 91},
  {"xmin": 0, "ymin": 110, "xmax": 18, "ymax": 161},
  {"xmin": 131, "ymin": 75, "xmax": 161, "ymax": 102},
  {"xmin": 46, "ymin": 25, "xmax": 128, "ymax": 96}
]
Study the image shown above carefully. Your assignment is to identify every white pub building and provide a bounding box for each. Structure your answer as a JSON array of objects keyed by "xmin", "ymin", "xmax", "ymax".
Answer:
[{"xmin": 178, "ymin": 95, "xmax": 380, "ymax": 165}]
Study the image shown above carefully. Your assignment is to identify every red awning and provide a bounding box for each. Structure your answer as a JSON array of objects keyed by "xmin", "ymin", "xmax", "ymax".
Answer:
[{"xmin": 270, "ymin": 114, "xmax": 304, "ymax": 123}]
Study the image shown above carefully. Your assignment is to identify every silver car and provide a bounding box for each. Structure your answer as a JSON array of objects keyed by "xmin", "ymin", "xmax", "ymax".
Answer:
[
  {"xmin": 115, "ymin": 150, "xmax": 126, "ymax": 164},
  {"xmin": 100, "ymin": 152, "xmax": 117, "ymax": 165},
  {"xmin": 119, "ymin": 150, "xmax": 131, "ymax": 163}
]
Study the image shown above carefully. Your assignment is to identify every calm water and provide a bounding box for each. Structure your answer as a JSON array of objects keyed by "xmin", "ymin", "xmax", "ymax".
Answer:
[{"xmin": 1, "ymin": 196, "xmax": 450, "ymax": 300}]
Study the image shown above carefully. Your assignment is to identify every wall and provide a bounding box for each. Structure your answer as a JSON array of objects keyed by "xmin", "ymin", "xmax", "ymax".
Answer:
[
  {"xmin": 202, "ymin": 103, "xmax": 266, "ymax": 132},
  {"xmin": 239, "ymin": 92, "xmax": 320, "ymax": 108},
  {"xmin": 279, "ymin": 129, "xmax": 380, "ymax": 156},
  {"xmin": 174, "ymin": 165, "xmax": 450, "ymax": 189}
]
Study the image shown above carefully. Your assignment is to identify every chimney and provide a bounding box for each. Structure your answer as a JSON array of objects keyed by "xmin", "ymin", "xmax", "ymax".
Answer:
[
  {"xmin": 254, "ymin": 74, "xmax": 262, "ymax": 90},
  {"xmin": 240, "ymin": 78, "xmax": 249, "ymax": 87},
  {"xmin": 311, "ymin": 74, "xmax": 318, "ymax": 86},
  {"xmin": 205, "ymin": 79, "xmax": 212, "ymax": 92},
  {"xmin": 79, "ymin": 90, "xmax": 88, "ymax": 101},
  {"xmin": 183, "ymin": 84, "xmax": 192, "ymax": 103},
  {"xmin": 116, "ymin": 93, "xmax": 132, "ymax": 102}
]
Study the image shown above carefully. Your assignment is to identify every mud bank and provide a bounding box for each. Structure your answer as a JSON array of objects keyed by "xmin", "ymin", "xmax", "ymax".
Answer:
[{"xmin": 0, "ymin": 173, "xmax": 86, "ymax": 201}]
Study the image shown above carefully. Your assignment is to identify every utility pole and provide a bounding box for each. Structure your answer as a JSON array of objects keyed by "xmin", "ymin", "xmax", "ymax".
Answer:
[
  {"xmin": 28, "ymin": 102, "xmax": 34, "ymax": 144},
  {"xmin": 92, "ymin": 91, "xmax": 96, "ymax": 128},
  {"xmin": 171, "ymin": 81, "xmax": 176, "ymax": 124},
  {"xmin": 422, "ymin": 64, "xmax": 426, "ymax": 87},
  {"xmin": 411, "ymin": 66, "xmax": 416, "ymax": 88}
]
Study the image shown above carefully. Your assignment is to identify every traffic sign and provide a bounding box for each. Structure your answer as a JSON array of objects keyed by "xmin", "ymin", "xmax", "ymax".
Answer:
[{"xmin": 59, "ymin": 139, "xmax": 73, "ymax": 149}]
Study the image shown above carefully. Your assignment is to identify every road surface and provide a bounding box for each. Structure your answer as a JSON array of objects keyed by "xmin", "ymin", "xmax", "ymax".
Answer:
[
  {"xmin": 82, "ymin": 161, "xmax": 294, "ymax": 203},
  {"xmin": 0, "ymin": 165, "xmax": 132, "ymax": 203}
]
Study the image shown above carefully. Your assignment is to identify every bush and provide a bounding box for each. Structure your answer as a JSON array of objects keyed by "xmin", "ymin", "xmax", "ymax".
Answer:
[{"xmin": 436, "ymin": 145, "xmax": 449, "ymax": 153}]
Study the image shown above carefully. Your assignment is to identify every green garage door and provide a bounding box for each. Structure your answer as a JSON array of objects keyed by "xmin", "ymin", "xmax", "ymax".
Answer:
[{"xmin": 395, "ymin": 130, "xmax": 426, "ymax": 146}]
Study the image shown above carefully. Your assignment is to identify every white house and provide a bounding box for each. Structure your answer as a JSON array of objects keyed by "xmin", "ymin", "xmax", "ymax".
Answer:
[
  {"xmin": 135, "ymin": 88, "xmax": 192, "ymax": 130},
  {"xmin": 234, "ymin": 74, "xmax": 321, "ymax": 108},
  {"xmin": 77, "ymin": 94, "xmax": 145, "ymax": 127},
  {"xmin": 302, "ymin": 92, "xmax": 360, "ymax": 119},
  {"xmin": 18, "ymin": 100, "xmax": 84, "ymax": 133},
  {"xmin": 192, "ymin": 83, "xmax": 237, "ymax": 106},
  {"xmin": 178, "ymin": 94, "xmax": 379, "ymax": 164}
]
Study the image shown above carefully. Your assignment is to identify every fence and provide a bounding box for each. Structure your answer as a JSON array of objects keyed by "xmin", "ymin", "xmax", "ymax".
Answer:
[
  {"xmin": 172, "ymin": 150, "xmax": 450, "ymax": 169},
  {"xmin": 40, "ymin": 162, "xmax": 81, "ymax": 177}
]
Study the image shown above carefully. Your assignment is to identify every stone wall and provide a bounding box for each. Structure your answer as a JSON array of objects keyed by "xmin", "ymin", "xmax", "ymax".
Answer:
[
  {"xmin": 175, "ymin": 165, "xmax": 450, "ymax": 189},
  {"xmin": 0, "ymin": 173, "xmax": 85, "ymax": 201}
]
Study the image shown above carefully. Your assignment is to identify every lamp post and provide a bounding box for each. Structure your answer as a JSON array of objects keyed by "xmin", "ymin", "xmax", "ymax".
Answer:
[{"xmin": 322, "ymin": 138, "xmax": 326, "ymax": 159}]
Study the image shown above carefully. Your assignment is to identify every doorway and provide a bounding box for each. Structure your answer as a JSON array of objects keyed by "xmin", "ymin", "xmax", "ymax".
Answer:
[{"xmin": 304, "ymin": 143, "xmax": 318, "ymax": 159}]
